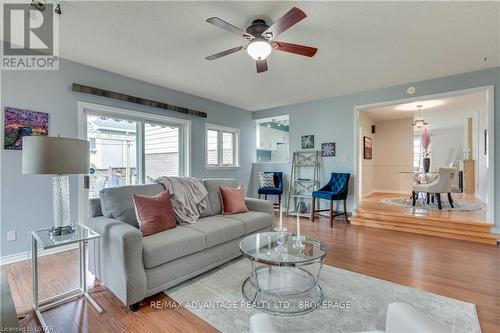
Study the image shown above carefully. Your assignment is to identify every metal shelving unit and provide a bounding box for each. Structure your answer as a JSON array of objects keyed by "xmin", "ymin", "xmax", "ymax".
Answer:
[{"xmin": 286, "ymin": 150, "xmax": 320, "ymax": 218}]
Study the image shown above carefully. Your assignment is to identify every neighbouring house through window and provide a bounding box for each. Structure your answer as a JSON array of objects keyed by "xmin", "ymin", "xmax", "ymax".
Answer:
[{"xmin": 85, "ymin": 110, "xmax": 190, "ymax": 198}]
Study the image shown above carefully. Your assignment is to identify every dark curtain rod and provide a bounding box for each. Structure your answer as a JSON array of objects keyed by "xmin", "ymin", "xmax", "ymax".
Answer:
[{"xmin": 72, "ymin": 83, "xmax": 207, "ymax": 118}]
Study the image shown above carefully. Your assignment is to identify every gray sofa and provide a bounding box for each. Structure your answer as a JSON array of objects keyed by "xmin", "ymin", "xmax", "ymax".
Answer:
[{"xmin": 88, "ymin": 179, "xmax": 274, "ymax": 310}]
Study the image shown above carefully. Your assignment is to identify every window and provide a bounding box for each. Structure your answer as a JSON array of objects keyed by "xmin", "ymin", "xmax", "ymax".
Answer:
[
  {"xmin": 145, "ymin": 122, "xmax": 180, "ymax": 183},
  {"xmin": 87, "ymin": 115, "xmax": 139, "ymax": 198},
  {"xmin": 222, "ymin": 132, "xmax": 234, "ymax": 165},
  {"xmin": 413, "ymin": 137, "xmax": 421, "ymax": 170},
  {"xmin": 205, "ymin": 124, "xmax": 239, "ymax": 168},
  {"xmin": 85, "ymin": 107, "xmax": 190, "ymax": 198},
  {"xmin": 206, "ymin": 129, "xmax": 219, "ymax": 166},
  {"xmin": 413, "ymin": 134, "xmax": 432, "ymax": 171}
]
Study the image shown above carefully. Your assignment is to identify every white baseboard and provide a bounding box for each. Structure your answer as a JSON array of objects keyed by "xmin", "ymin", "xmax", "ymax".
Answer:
[{"xmin": 0, "ymin": 243, "xmax": 78, "ymax": 266}]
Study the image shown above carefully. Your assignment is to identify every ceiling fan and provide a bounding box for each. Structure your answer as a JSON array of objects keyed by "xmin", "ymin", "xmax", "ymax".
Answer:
[{"xmin": 205, "ymin": 7, "xmax": 318, "ymax": 73}]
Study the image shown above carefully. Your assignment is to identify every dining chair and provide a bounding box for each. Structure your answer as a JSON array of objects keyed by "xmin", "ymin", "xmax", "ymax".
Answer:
[{"xmin": 412, "ymin": 167, "xmax": 456, "ymax": 209}]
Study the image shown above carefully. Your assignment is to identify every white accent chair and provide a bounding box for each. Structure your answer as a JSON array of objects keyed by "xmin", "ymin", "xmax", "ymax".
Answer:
[
  {"xmin": 412, "ymin": 167, "xmax": 456, "ymax": 210},
  {"xmin": 248, "ymin": 302, "xmax": 450, "ymax": 333},
  {"xmin": 359, "ymin": 302, "xmax": 450, "ymax": 333},
  {"xmin": 249, "ymin": 313, "xmax": 278, "ymax": 333}
]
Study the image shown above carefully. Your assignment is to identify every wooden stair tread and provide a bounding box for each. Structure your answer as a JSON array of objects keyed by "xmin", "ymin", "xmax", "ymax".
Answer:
[
  {"xmin": 356, "ymin": 207, "xmax": 489, "ymax": 227},
  {"xmin": 351, "ymin": 218, "xmax": 497, "ymax": 239},
  {"xmin": 351, "ymin": 219, "xmax": 498, "ymax": 245},
  {"xmin": 355, "ymin": 210, "xmax": 491, "ymax": 232}
]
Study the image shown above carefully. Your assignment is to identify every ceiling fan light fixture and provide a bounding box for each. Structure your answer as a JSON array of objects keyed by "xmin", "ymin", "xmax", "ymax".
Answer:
[{"xmin": 246, "ymin": 40, "xmax": 272, "ymax": 60}]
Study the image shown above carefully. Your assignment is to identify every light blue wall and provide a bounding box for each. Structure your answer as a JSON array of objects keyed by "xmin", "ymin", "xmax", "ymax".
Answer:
[
  {"xmin": 253, "ymin": 67, "xmax": 500, "ymax": 226},
  {"xmin": 1, "ymin": 59, "xmax": 255, "ymax": 257}
]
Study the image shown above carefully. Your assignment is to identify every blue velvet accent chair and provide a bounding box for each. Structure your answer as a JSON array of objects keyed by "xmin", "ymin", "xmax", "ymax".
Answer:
[
  {"xmin": 258, "ymin": 172, "xmax": 284, "ymax": 210},
  {"xmin": 311, "ymin": 172, "xmax": 350, "ymax": 227}
]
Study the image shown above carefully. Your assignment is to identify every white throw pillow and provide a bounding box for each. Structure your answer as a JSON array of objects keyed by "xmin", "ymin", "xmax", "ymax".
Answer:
[{"xmin": 259, "ymin": 172, "xmax": 276, "ymax": 188}]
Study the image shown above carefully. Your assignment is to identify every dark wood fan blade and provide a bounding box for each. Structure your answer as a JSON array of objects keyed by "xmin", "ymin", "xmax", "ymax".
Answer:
[
  {"xmin": 256, "ymin": 59, "xmax": 268, "ymax": 73},
  {"xmin": 205, "ymin": 46, "xmax": 245, "ymax": 61},
  {"xmin": 272, "ymin": 41, "xmax": 318, "ymax": 57},
  {"xmin": 206, "ymin": 17, "xmax": 254, "ymax": 40},
  {"xmin": 262, "ymin": 7, "xmax": 307, "ymax": 39}
]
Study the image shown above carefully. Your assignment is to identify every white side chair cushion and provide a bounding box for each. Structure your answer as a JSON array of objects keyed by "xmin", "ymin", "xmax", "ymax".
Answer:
[
  {"xmin": 412, "ymin": 183, "xmax": 431, "ymax": 192},
  {"xmin": 249, "ymin": 313, "xmax": 279, "ymax": 333},
  {"xmin": 259, "ymin": 172, "xmax": 276, "ymax": 188},
  {"xmin": 386, "ymin": 302, "xmax": 451, "ymax": 333}
]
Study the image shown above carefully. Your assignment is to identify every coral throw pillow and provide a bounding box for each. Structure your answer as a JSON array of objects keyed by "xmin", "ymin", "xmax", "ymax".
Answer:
[
  {"xmin": 220, "ymin": 185, "xmax": 248, "ymax": 215},
  {"xmin": 133, "ymin": 191, "xmax": 176, "ymax": 236}
]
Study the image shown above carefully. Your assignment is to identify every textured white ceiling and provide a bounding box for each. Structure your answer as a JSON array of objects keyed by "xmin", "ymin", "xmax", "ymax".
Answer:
[
  {"xmin": 59, "ymin": 1, "xmax": 500, "ymax": 111},
  {"xmin": 361, "ymin": 91, "xmax": 487, "ymax": 129}
]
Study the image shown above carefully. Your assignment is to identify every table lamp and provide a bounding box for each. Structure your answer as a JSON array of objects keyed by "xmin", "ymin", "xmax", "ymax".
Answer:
[{"xmin": 22, "ymin": 136, "xmax": 89, "ymax": 235}]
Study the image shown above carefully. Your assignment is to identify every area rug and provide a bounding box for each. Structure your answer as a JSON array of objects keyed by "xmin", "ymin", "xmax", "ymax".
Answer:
[
  {"xmin": 165, "ymin": 259, "xmax": 480, "ymax": 333},
  {"xmin": 381, "ymin": 197, "xmax": 482, "ymax": 211}
]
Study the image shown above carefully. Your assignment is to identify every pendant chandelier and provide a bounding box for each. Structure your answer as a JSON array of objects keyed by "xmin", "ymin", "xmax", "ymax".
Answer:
[{"xmin": 412, "ymin": 104, "xmax": 428, "ymax": 128}]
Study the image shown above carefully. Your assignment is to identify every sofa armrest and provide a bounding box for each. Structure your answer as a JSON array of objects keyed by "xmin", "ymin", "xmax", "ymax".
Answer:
[
  {"xmin": 245, "ymin": 198, "xmax": 274, "ymax": 215},
  {"xmin": 87, "ymin": 217, "xmax": 147, "ymax": 306}
]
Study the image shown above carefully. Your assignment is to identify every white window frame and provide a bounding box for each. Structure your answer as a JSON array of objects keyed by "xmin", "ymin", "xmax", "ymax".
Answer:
[
  {"xmin": 77, "ymin": 102, "xmax": 191, "ymax": 223},
  {"xmin": 205, "ymin": 123, "xmax": 240, "ymax": 169}
]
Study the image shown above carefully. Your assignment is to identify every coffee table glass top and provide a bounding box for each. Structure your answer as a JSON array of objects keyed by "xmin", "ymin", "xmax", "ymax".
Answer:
[
  {"xmin": 239, "ymin": 232, "xmax": 326, "ymax": 266},
  {"xmin": 32, "ymin": 224, "xmax": 99, "ymax": 250}
]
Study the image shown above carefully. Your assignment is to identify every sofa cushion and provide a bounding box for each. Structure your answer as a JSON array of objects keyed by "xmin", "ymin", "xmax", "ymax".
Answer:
[
  {"xmin": 230, "ymin": 211, "xmax": 274, "ymax": 234},
  {"xmin": 202, "ymin": 179, "xmax": 239, "ymax": 216},
  {"xmin": 100, "ymin": 184, "xmax": 164, "ymax": 228},
  {"xmin": 142, "ymin": 226, "xmax": 206, "ymax": 269},
  {"xmin": 220, "ymin": 185, "xmax": 248, "ymax": 214},
  {"xmin": 185, "ymin": 216, "xmax": 245, "ymax": 248},
  {"xmin": 133, "ymin": 191, "xmax": 176, "ymax": 236}
]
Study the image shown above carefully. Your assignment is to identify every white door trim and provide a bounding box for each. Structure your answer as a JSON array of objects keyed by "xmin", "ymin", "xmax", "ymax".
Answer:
[{"xmin": 353, "ymin": 85, "xmax": 495, "ymax": 224}]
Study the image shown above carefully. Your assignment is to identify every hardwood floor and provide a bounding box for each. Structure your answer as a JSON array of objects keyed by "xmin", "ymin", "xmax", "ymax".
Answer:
[
  {"xmin": 358, "ymin": 192, "xmax": 488, "ymax": 223},
  {"xmin": 2, "ymin": 215, "xmax": 499, "ymax": 332},
  {"xmin": 352, "ymin": 192, "xmax": 499, "ymax": 244}
]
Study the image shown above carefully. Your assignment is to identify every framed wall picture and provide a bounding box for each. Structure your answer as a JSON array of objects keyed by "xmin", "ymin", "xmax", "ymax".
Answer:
[
  {"xmin": 301, "ymin": 135, "xmax": 314, "ymax": 149},
  {"xmin": 363, "ymin": 136, "xmax": 372, "ymax": 159},
  {"xmin": 321, "ymin": 142, "xmax": 336, "ymax": 157},
  {"xmin": 4, "ymin": 107, "xmax": 49, "ymax": 150}
]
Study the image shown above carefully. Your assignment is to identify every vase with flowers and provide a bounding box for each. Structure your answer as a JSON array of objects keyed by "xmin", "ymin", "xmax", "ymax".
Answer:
[{"xmin": 421, "ymin": 127, "xmax": 431, "ymax": 172}]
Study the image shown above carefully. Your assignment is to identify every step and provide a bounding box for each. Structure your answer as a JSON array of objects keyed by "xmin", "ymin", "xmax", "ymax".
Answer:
[
  {"xmin": 355, "ymin": 208, "xmax": 491, "ymax": 232},
  {"xmin": 355, "ymin": 212, "xmax": 491, "ymax": 234},
  {"xmin": 351, "ymin": 218, "xmax": 498, "ymax": 245},
  {"xmin": 352, "ymin": 217, "xmax": 497, "ymax": 239},
  {"xmin": 356, "ymin": 206, "xmax": 489, "ymax": 225}
]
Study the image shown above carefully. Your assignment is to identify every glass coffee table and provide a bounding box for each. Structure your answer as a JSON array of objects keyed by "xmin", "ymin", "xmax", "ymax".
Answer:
[{"xmin": 239, "ymin": 232, "xmax": 326, "ymax": 316}]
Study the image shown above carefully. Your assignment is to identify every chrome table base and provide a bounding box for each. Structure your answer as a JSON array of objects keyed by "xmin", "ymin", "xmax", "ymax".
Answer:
[{"xmin": 31, "ymin": 238, "xmax": 103, "ymax": 331}]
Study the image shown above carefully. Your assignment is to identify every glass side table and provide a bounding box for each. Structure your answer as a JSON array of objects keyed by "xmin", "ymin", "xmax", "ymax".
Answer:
[{"xmin": 31, "ymin": 224, "xmax": 103, "ymax": 330}]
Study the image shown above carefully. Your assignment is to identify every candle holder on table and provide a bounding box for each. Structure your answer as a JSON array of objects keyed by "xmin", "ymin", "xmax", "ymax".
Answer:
[
  {"xmin": 274, "ymin": 226, "xmax": 288, "ymax": 255},
  {"xmin": 292, "ymin": 234, "xmax": 305, "ymax": 251}
]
